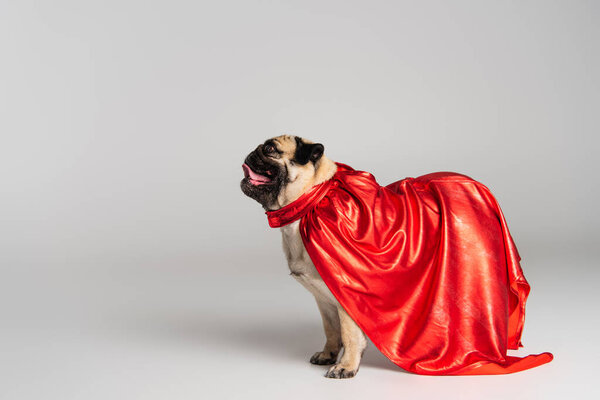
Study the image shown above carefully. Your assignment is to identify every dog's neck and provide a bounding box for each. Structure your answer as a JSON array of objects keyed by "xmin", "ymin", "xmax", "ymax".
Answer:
[{"xmin": 270, "ymin": 156, "xmax": 337, "ymax": 210}]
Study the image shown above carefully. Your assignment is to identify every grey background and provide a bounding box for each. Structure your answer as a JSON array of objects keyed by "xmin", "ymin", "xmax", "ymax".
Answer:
[{"xmin": 1, "ymin": 1, "xmax": 598, "ymax": 399}]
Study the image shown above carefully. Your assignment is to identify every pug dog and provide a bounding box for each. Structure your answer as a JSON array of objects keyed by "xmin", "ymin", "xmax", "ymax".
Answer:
[{"xmin": 241, "ymin": 135, "xmax": 367, "ymax": 379}]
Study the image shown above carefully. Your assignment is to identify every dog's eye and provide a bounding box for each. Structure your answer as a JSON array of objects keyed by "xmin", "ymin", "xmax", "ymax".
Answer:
[{"xmin": 263, "ymin": 144, "xmax": 275, "ymax": 153}]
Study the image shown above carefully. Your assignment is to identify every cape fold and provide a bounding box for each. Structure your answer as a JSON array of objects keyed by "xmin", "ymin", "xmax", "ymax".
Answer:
[{"xmin": 266, "ymin": 163, "xmax": 552, "ymax": 375}]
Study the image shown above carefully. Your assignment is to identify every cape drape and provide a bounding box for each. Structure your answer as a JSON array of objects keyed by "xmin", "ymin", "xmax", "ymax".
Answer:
[{"xmin": 267, "ymin": 163, "xmax": 552, "ymax": 375}]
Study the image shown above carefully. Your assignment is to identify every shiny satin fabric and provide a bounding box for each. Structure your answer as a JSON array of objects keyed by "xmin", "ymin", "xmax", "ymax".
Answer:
[{"xmin": 267, "ymin": 163, "xmax": 552, "ymax": 375}]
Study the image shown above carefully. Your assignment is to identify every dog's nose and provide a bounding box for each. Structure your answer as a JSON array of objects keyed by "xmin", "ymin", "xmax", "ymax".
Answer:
[{"xmin": 245, "ymin": 149, "xmax": 260, "ymax": 166}]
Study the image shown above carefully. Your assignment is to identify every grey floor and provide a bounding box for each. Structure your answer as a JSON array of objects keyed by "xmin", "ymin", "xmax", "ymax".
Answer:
[{"xmin": 1, "ymin": 249, "xmax": 598, "ymax": 400}]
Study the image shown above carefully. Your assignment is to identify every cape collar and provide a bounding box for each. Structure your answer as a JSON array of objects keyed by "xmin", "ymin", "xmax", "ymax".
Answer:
[{"xmin": 266, "ymin": 163, "xmax": 349, "ymax": 228}]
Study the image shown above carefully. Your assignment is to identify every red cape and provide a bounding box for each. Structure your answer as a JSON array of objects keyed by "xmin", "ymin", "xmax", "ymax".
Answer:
[{"xmin": 267, "ymin": 163, "xmax": 552, "ymax": 375}]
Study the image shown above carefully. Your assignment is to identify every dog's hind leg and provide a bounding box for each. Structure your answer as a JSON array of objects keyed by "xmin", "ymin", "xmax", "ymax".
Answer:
[
  {"xmin": 310, "ymin": 299, "xmax": 342, "ymax": 365},
  {"xmin": 325, "ymin": 306, "xmax": 367, "ymax": 379}
]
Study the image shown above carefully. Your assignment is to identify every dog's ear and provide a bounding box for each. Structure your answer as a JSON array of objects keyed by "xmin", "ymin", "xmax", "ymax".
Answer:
[{"xmin": 295, "ymin": 138, "xmax": 324, "ymax": 165}]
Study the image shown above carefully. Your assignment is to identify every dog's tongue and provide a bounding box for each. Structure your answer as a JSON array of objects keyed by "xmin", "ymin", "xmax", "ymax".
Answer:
[{"xmin": 242, "ymin": 163, "xmax": 271, "ymax": 184}]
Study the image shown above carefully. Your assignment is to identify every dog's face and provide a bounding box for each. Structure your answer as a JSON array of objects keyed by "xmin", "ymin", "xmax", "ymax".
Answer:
[{"xmin": 241, "ymin": 135, "xmax": 327, "ymax": 210}]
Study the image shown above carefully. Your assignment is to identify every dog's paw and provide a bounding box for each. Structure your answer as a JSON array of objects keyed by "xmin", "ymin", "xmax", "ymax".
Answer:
[
  {"xmin": 325, "ymin": 364, "xmax": 358, "ymax": 379},
  {"xmin": 310, "ymin": 351, "xmax": 338, "ymax": 365}
]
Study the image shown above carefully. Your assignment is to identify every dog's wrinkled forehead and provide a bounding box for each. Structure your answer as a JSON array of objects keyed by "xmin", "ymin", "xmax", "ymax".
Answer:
[
  {"xmin": 267, "ymin": 135, "xmax": 303, "ymax": 158},
  {"xmin": 268, "ymin": 135, "xmax": 322, "ymax": 165}
]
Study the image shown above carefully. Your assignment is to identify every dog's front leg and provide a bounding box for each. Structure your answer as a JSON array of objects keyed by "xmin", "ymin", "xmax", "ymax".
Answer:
[
  {"xmin": 325, "ymin": 306, "xmax": 367, "ymax": 379},
  {"xmin": 310, "ymin": 299, "xmax": 341, "ymax": 365}
]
